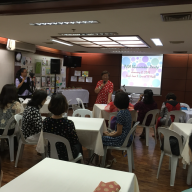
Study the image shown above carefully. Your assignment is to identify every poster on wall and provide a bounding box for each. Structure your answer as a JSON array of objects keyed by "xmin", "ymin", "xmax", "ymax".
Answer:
[
  {"xmin": 46, "ymin": 67, "xmax": 50, "ymax": 75},
  {"xmin": 86, "ymin": 77, "xmax": 92, "ymax": 83},
  {"xmin": 25, "ymin": 57, "xmax": 32, "ymax": 65},
  {"xmin": 74, "ymin": 71, "xmax": 81, "ymax": 76},
  {"xmin": 71, "ymin": 76, "xmax": 77, "ymax": 82},
  {"xmin": 21, "ymin": 56, "xmax": 26, "ymax": 65},
  {"xmin": 42, "ymin": 58, "xmax": 49, "ymax": 66},
  {"xmin": 36, "ymin": 77, "xmax": 41, "ymax": 88},
  {"xmin": 41, "ymin": 77, "xmax": 46, "ymax": 87},
  {"xmin": 47, "ymin": 76, "xmax": 51, "ymax": 87},
  {"xmin": 82, "ymin": 71, "xmax": 89, "ymax": 77},
  {"xmin": 51, "ymin": 77, "xmax": 55, "ymax": 86},
  {"xmin": 27, "ymin": 66, "xmax": 33, "ymax": 73},
  {"xmin": 78, "ymin": 77, "xmax": 85, "ymax": 82},
  {"xmin": 42, "ymin": 66, "xmax": 46, "ymax": 76},
  {"xmin": 35, "ymin": 60, "xmax": 41, "ymax": 74}
]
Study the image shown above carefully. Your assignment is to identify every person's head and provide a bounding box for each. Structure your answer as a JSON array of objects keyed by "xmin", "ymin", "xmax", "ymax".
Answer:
[
  {"xmin": 143, "ymin": 89, "xmax": 154, "ymax": 104},
  {"xmin": 115, "ymin": 89, "xmax": 124, "ymax": 96},
  {"xmin": 166, "ymin": 93, "xmax": 176, "ymax": 101},
  {"xmin": 16, "ymin": 68, "xmax": 27, "ymax": 79},
  {"xmin": 114, "ymin": 92, "xmax": 129, "ymax": 109},
  {"xmin": 101, "ymin": 71, "xmax": 110, "ymax": 82},
  {"xmin": 28, "ymin": 90, "xmax": 47, "ymax": 108},
  {"xmin": 48, "ymin": 93, "xmax": 68, "ymax": 115},
  {"xmin": 0, "ymin": 84, "xmax": 18, "ymax": 109}
]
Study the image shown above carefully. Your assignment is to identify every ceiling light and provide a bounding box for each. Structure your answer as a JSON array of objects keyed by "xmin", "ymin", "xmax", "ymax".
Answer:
[
  {"xmin": 29, "ymin": 20, "xmax": 99, "ymax": 26},
  {"xmin": 72, "ymin": 42, "xmax": 93, "ymax": 44},
  {"xmin": 151, "ymin": 38, "xmax": 163, "ymax": 46},
  {"xmin": 59, "ymin": 32, "xmax": 118, "ymax": 36},
  {"xmin": 81, "ymin": 45, "xmax": 101, "ymax": 47},
  {"xmin": 82, "ymin": 37, "xmax": 111, "ymax": 41},
  {"xmin": 124, "ymin": 45, "xmax": 148, "ymax": 47},
  {"xmin": 102, "ymin": 45, "xmax": 125, "ymax": 47},
  {"xmin": 94, "ymin": 42, "xmax": 118, "ymax": 45},
  {"xmin": 118, "ymin": 41, "xmax": 144, "ymax": 44},
  {"xmin": 51, "ymin": 39, "xmax": 73, "ymax": 46},
  {"xmin": 110, "ymin": 36, "xmax": 140, "ymax": 41},
  {"xmin": 59, "ymin": 37, "xmax": 86, "ymax": 41}
]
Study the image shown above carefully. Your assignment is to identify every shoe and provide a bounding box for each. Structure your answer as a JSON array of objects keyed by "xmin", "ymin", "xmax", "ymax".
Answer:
[{"xmin": 105, "ymin": 158, "xmax": 117, "ymax": 168}]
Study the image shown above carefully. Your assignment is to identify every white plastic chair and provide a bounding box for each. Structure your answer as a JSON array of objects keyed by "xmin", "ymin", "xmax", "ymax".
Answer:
[
  {"xmin": 15, "ymin": 114, "xmax": 38, "ymax": 167},
  {"xmin": 187, "ymin": 163, "xmax": 192, "ymax": 185},
  {"xmin": 187, "ymin": 118, "xmax": 192, "ymax": 124},
  {"xmin": 130, "ymin": 93, "xmax": 140, "ymax": 105},
  {"xmin": 180, "ymin": 103, "xmax": 190, "ymax": 109},
  {"xmin": 18, "ymin": 98, "xmax": 24, "ymax": 103},
  {"xmin": 101, "ymin": 121, "xmax": 140, "ymax": 172},
  {"xmin": 76, "ymin": 98, "xmax": 85, "ymax": 109},
  {"xmin": 140, "ymin": 109, "xmax": 160, "ymax": 146},
  {"xmin": 165, "ymin": 110, "xmax": 186, "ymax": 127},
  {"xmin": 0, "ymin": 116, "xmax": 16, "ymax": 162},
  {"xmin": 72, "ymin": 109, "xmax": 92, "ymax": 118},
  {"xmin": 68, "ymin": 99, "xmax": 72, "ymax": 105},
  {"xmin": 43, "ymin": 132, "xmax": 83, "ymax": 163},
  {"xmin": 157, "ymin": 127, "xmax": 184, "ymax": 186}
]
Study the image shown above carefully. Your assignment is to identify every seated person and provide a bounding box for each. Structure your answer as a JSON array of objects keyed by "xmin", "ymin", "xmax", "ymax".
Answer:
[
  {"xmin": 43, "ymin": 93, "xmax": 83, "ymax": 161},
  {"xmin": 0, "ymin": 84, "xmax": 24, "ymax": 135},
  {"xmin": 102, "ymin": 92, "xmax": 132, "ymax": 167},
  {"xmin": 156, "ymin": 93, "xmax": 180, "ymax": 129},
  {"xmin": 21, "ymin": 90, "xmax": 47, "ymax": 141},
  {"xmin": 104, "ymin": 89, "xmax": 134, "ymax": 130},
  {"xmin": 134, "ymin": 89, "xmax": 157, "ymax": 138}
]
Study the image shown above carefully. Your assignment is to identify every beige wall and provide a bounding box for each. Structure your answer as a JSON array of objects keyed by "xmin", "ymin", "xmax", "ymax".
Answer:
[{"xmin": 0, "ymin": 49, "xmax": 14, "ymax": 91}]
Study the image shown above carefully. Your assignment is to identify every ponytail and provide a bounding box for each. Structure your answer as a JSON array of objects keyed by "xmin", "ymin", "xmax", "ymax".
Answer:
[{"xmin": 15, "ymin": 68, "xmax": 26, "ymax": 79}]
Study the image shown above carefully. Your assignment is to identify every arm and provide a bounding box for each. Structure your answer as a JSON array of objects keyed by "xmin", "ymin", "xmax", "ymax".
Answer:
[
  {"xmin": 104, "ymin": 123, "xmax": 123, "ymax": 137},
  {"xmin": 107, "ymin": 93, "xmax": 112, "ymax": 104},
  {"xmin": 16, "ymin": 78, "xmax": 25, "ymax": 89},
  {"xmin": 95, "ymin": 82, "xmax": 105, "ymax": 94},
  {"xmin": 68, "ymin": 121, "xmax": 79, "ymax": 145},
  {"xmin": 107, "ymin": 82, "xmax": 114, "ymax": 104}
]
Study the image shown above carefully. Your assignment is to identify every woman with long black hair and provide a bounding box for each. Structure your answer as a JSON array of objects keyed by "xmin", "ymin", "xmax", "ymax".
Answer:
[{"xmin": 15, "ymin": 68, "xmax": 32, "ymax": 100}]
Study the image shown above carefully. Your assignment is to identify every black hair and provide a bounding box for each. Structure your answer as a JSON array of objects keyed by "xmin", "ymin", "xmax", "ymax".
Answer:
[
  {"xmin": 115, "ymin": 89, "xmax": 124, "ymax": 96},
  {"xmin": 15, "ymin": 68, "xmax": 27, "ymax": 79},
  {"xmin": 101, "ymin": 71, "xmax": 110, "ymax": 77},
  {"xmin": 48, "ymin": 93, "xmax": 68, "ymax": 115},
  {"xmin": 166, "ymin": 93, "xmax": 176, "ymax": 101},
  {"xmin": 189, "ymin": 133, "xmax": 192, "ymax": 152},
  {"xmin": 0, "ymin": 84, "xmax": 18, "ymax": 109},
  {"xmin": 143, "ymin": 89, "xmax": 154, "ymax": 104},
  {"xmin": 28, "ymin": 90, "xmax": 47, "ymax": 108},
  {"xmin": 114, "ymin": 92, "xmax": 129, "ymax": 109}
]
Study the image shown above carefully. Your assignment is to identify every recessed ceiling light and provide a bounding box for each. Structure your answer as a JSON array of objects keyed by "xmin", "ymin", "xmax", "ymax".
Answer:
[
  {"xmin": 82, "ymin": 37, "xmax": 111, "ymax": 41},
  {"xmin": 29, "ymin": 20, "xmax": 99, "ymax": 26},
  {"xmin": 151, "ymin": 38, "xmax": 163, "ymax": 46},
  {"xmin": 59, "ymin": 32, "xmax": 118, "ymax": 36},
  {"xmin": 118, "ymin": 41, "xmax": 144, "ymax": 45},
  {"xmin": 51, "ymin": 39, "xmax": 73, "ymax": 46},
  {"xmin": 110, "ymin": 36, "xmax": 139, "ymax": 41}
]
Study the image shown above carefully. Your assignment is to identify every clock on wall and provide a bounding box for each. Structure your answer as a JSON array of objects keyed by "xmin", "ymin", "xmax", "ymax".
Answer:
[{"xmin": 15, "ymin": 52, "xmax": 22, "ymax": 63}]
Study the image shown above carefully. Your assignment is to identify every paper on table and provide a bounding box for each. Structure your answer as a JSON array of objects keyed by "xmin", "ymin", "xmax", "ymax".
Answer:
[
  {"xmin": 78, "ymin": 76, "xmax": 85, "ymax": 82},
  {"xmin": 82, "ymin": 71, "xmax": 89, "ymax": 77},
  {"xmin": 74, "ymin": 70, "xmax": 81, "ymax": 76},
  {"xmin": 71, "ymin": 76, "xmax": 77, "ymax": 82},
  {"xmin": 86, "ymin": 77, "xmax": 92, "ymax": 83}
]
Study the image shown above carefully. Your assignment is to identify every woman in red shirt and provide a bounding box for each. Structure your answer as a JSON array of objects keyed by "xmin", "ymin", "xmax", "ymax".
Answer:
[{"xmin": 95, "ymin": 71, "xmax": 113, "ymax": 104}]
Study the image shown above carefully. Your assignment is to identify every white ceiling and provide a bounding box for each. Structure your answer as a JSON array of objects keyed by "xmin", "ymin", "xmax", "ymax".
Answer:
[{"xmin": 0, "ymin": 4, "xmax": 192, "ymax": 55}]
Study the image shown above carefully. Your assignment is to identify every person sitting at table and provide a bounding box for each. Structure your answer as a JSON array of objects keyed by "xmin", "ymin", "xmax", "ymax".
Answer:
[
  {"xmin": 0, "ymin": 84, "xmax": 24, "ymax": 135},
  {"xmin": 104, "ymin": 89, "xmax": 134, "ymax": 130},
  {"xmin": 134, "ymin": 89, "xmax": 157, "ymax": 138},
  {"xmin": 43, "ymin": 93, "xmax": 83, "ymax": 161},
  {"xmin": 102, "ymin": 92, "xmax": 132, "ymax": 167},
  {"xmin": 95, "ymin": 71, "xmax": 114, "ymax": 104},
  {"xmin": 21, "ymin": 90, "xmax": 47, "ymax": 141},
  {"xmin": 156, "ymin": 93, "xmax": 180, "ymax": 131}
]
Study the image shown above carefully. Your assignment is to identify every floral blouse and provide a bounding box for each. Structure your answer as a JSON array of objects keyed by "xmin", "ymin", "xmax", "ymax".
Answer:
[
  {"xmin": 21, "ymin": 106, "xmax": 43, "ymax": 139},
  {"xmin": 0, "ymin": 101, "xmax": 23, "ymax": 130}
]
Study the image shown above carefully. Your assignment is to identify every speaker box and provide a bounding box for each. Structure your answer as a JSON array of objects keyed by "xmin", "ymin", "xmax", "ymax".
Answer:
[{"xmin": 50, "ymin": 59, "xmax": 60, "ymax": 74}]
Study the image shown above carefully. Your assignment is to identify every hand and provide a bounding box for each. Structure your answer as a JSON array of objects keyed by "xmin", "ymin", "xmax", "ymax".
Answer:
[
  {"xmin": 103, "ymin": 131, "xmax": 110, "ymax": 136},
  {"xmin": 139, "ymin": 94, "xmax": 143, "ymax": 101},
  {"xmin": 100, "ymin": 83, "xmax": 105, "ymax": 88},
  {"xmin": 22, "ymin": 78, "xmax": 26, "ymax": 82}
]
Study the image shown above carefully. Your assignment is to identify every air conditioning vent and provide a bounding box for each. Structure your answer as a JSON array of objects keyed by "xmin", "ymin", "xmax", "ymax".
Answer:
[
  {"xmin": 170, "ymin": 41, "xmax": 184, "ymax": 44},
  {"xmin": 161, "ymin": 12, "xmax": 192, "ymax": 22},
  {"xmin": 173, "ymin": 51, "xmax": 187, "ymax": 54}
]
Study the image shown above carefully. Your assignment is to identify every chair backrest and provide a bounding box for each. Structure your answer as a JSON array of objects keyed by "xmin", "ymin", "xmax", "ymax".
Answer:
[
  {"xmin": 165, "ymin": 110, "xmax": 185, "ymax": 126},
  {"xmin": 72, "ymin": 109, "xmax": 92, "ymax": 118},
  {"xmin": 1, "ymin": 116, "xmax": 16, "ymax": 136},
  {"xmin": 187, "ymin": 118, "xmax": 192, "ymax": 124},
  {"xmin": 18, "ymin": 98, "xmax": 25, "ymax": 103},
  {"xmin": 180, "ymin": 103, "xmax": 190, "ymax": 109},
  {"xmin": 108, "ymin": 112, "xmax": 118, "ymax": 129},
  {"xmin": 158, "ymin": 127, "xmax": 183, "ymax": 156},
  {"xmin": 43, "ymin": 132, "xmax": 74, "ymax": 161},
  {"xmin": 121, "ymin": 121, "xmax": 140, "ymax": 147},
  {"xmin": 76, "ymin": 98, "xmax": 85, "ymax": 109},
  {"xmin": 141, "ymin": 109, "xmax": 160, "ymax": 127},
  {"xmin": 68, "ymin": 99, "xmax": 72, "ymax": 105}
]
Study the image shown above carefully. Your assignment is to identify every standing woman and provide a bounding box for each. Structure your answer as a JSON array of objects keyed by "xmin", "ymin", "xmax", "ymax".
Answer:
[
  {"xmin": 15, "ymin": 68, "xmax": 32, "ymax": 100},
  {"xmin": 95, "ymin": 71, "xmax": 113, "ymax": 104}
]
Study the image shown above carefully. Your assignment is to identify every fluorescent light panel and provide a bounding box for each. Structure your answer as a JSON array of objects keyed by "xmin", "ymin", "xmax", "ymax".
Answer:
[
  {"xmin": 82, "ymin": 37, "xmax": 111, "ymax": 41},
  {"xmin": 118, "ymin": 41, "xmax": 144, "ymax": 44},
  {"xmin": 72, "ymin": 42, "xmax": 93, "ymax": 44},
  {"xmin": 51, "ymin": 39, "xmax": 73, "ymax": 46},
  {"xmin": 81, "ymin": 45, "xmax": 101, "ymax": 47},
  {"xmin": 60, "ymin": 37, "xmax": 85, "ymax": 41},
  {"xmin": 102, "ymin": 45, "xmax": 124, "ymax": 47},
  {"xmin": 110, "ymin": 36, "xmax": 139, "ymax": 41},
  {"xmin": 94, "ymin": 42, "xmax": 118, "ymax": 45},
  {"xmin": 59, "ymin": 32, "xmax": 118, "ymax": 36},
  {"xmin": 151, "ymin": 38, "xmax": 163, "ymax": 46},
  {"xmin": 30, "ymin": 20, "xmax": 99, "ymax": 26},
  {"xmin": 125, "ymin": 45, "xmax": 147, "ymax": 47}
]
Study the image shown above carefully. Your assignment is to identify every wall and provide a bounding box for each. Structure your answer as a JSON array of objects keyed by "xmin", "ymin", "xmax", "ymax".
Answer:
[
  {"xmin": 0, "ymin": 49, "xmax": 15, "ymax": 90},
  {"xmin": 68, "ymin": 53, "xmax": 122, "ymax": 106}
]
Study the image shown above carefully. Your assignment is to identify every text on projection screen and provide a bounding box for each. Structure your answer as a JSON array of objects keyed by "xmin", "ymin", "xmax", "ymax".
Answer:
[{"xmin": 121, "ymin": 55, "xmax": 163, "ymax": 95}]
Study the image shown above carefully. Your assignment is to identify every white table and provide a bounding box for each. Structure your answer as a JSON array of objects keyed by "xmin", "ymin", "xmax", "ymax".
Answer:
[
  {"xmin": 23, "ymin": 99, "xmax": 51, "ymax": 114},
  {"xmin": 37, "ymin": 117, "xmax": 107, "ymax": 156},
  {"xmin": 61, "ymin": 89, "xmax": 89, "ymax": 105},
  {"xmin": 0, "ymin": 158, "xmax": 140, "ymax": 192},
  {"xmin": 182, "ymin": 110, "xmax": 192, "ymax": 122},
  {"xmin": 92, "ymin": 104, "xmax": 138, "ymax": 122}
]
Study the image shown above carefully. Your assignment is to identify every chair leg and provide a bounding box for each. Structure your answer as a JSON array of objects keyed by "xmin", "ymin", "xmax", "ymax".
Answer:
[
  {"xmin": 15, "ymin": 141, "xmax": 23, "ymax": 167},
  {"xmin": 145, "ymin": 127, "xmax": 149, "ymax": 147},
  {"xmin": 81, "ymin": 157, "xmax": 84, "ymax": 164},
  {"xmin": 157, "ymin": 151, "xmax": 164, "ymax": 179},
  {"xmin": 19, "ymin": 144, "xmax": 25, "ymax": 160},
  {"xmin": 153, "ymin": 125, "xmax": 157, "ymax": 145},
  {"xmin": 8, "ymin": 136, "xmax": 14, "ymax": 162},
  {"xmin": 101, "ymin": 146, "xmax": 107, "ymax": 167},
  {"xmin": 169, "ymin": 157, "xmax": 171, "ymax": 170},
  {"xmin": 183, "ymin": 163, "xmax": 186, "ymax": 169},
  {"xmin": 127, "ymin": 147, "xmax": 132, "ymax": 172},
  {"xmin": 170, "ymin": 156, "xmax": 178, "ymax": 186},
  {"xmin": 131, "ymin": 145, "xmax": 135, "ymax": 170},
  {"xmin": 187, "ymin": 163, "xmax": 192, "ymax": 185}
]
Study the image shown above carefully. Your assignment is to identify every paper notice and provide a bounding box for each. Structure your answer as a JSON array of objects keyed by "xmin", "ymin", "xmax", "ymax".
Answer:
[
  {"xmin": 42, "ymin": 66, "xmax": 46, "ymax": 76},
  {"xmin": 41, "ymin": 77, "xmax": 46, "ymax": 87},
  {"xmin": 74, "ymin": 71, "xmax": 81, "ymax": 76},
  {"xmin": 71, "ymin": 76, "xmax": 77, "ymax": 82},
  {"xmin": 82, "ymin": 71, "xmax": 89, "ymax": 77},
  {"xmin": 86, "ymin": 77, "xmax": 92, "ymax": 83},
  {"xmin": 78, "ymin": 77, "xmax": 85, "ymax": 82}
]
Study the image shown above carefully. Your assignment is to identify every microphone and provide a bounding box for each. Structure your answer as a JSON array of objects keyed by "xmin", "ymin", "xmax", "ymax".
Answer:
[
  {"xmin": 122, "ymin": 85, "xmax": 126, "ymax": 92},
  {"xmin": 103, "ymin": 81, "xmax": 106, "ymax": 84}
]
